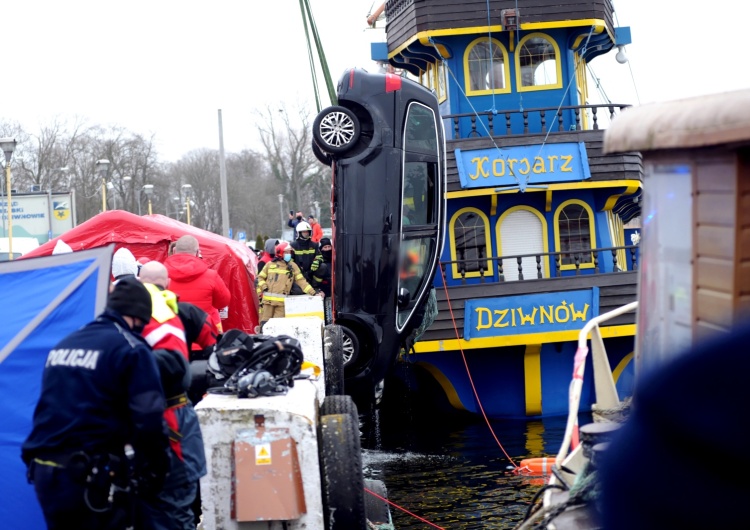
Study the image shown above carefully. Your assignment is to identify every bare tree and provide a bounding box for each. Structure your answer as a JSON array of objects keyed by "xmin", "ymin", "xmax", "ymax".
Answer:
[{"xmin": 255, "ymin": 103, "xmax": 330, "ymax": 225}]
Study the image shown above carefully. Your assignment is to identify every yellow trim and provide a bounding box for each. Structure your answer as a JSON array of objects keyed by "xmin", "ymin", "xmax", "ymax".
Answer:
[
  {"xmin": 417, "ymin": 362, "xmax": 469, "ymax": 411},
  {"xmin": 496, "ymin": 205, "xmax": 550, "ymax": 278},
  {"xmin": 464, "ymin": 37, "xmax": 511, "ymax": 96},
  {"xmin": 387, "ymin": 19, "xmax": 612, "ymax": 60},
  {"xmin": 413, "ymin": 324, "xmax": 636, "ymax": 353},
  {"xmin": 545, "ymin": 189, "xmax": 553, "ymax": 212},
  {"xmin": 554, "ymin": 199, "xmax": 597, "ymax": 271},
  {"xmin": 449, "ymin": 207, "xmax": 493, "ymax": 279},
  {"xmin": 286, "ymin": 310, "xmax": 325, "ymax": 320},
  {"xmin": 575, "ymin": 52, "xmax": 590, "ymax": 129},
  {"xmin": 602, "ymin": 184, "xmax": 639, "ymax": 211},
  {"xmin": 515, "ymin": 33, "xmax": 563, "ymax": 92},
  {"xmin": 490, "ymin": 194, "xmax": 498, "ymax": 216},
  {"xmin": 612, "ymin": 351, "xmax": 634, "ymax": 384},
  {"xmin": 419, "ymin": 35, "xmax": 451, "ymax": 58},
  {"xmin": 569, "ymin": 22, "xmax": 609, "ymax": 47},
  {"xmin": 437, "ymin": 61, "xmax": 447, "ymax": 102},
  {"xmin": 446, "ymin": 179, "xmax": 643, "ymax": 199},
  {"xmin": 524, "ymin": 344, "xmax": 543, "ymax": 416}
]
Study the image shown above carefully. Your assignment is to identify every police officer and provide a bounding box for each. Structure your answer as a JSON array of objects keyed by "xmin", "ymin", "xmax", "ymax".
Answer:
[{"xmin": 22, "ymin": 277, "xmax": 170, "ymax": 530}]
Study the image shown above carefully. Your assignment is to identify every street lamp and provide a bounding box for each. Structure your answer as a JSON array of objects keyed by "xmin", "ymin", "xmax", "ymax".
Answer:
[
  {"xmin": 1, "ymin": 138, "xmax": 17, "ymax": 260},
  {"xmin": 136, "ymin": 184, "xmax": 154, "ymax": 215},
  {"xmin": 143, "ymin": 184, "xmax": 154, "ymax": 215},
  {"xmin": 96, "ymin": 159, "xmax": 110, "ymax": 212},
  {"xmin": 181, "ymin": 184, "xmax": 193, "ymax": 225}
]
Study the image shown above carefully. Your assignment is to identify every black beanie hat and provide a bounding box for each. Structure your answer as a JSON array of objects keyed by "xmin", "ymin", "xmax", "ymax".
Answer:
[
  {"xmin": 107, "ymin": 277, "xmax": 152, "ymax": 323},
  {"xmin": 319, "ymin": 237, "xmax": 332, "ymax": 247}
]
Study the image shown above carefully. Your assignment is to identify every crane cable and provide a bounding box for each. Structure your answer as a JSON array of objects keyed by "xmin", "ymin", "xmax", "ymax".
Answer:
[{"xmin": 299, "ymin": 0, "xmax": 338, "ymax": 112}]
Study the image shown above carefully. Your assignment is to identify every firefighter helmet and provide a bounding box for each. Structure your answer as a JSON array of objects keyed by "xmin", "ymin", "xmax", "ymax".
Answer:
[
  {"xmin": 295, "ymin": 221, "xmax": 312, "ymax": 240},
  {"xmin": 275, "ymin": 241, "xmax": 293, "ymax": 259}
]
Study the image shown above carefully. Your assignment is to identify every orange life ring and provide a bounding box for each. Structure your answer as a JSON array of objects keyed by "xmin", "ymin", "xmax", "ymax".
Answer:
[{"xmin": 517, "ymin": 457, "xmax": 556, "ymax": 475}]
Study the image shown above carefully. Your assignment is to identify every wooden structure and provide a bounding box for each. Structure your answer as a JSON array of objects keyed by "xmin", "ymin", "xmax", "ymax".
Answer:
[{"xmin": 604, "ymin": 88, "xmax": 750, "ymax": 373}]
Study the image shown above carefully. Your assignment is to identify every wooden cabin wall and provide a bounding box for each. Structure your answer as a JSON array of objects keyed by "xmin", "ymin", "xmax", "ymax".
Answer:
[
  {"xmin": 737, "ymin": 149, "xmax": 750, "ymax": 319},
  {"xmin": 692, "ymin": 152, "xmax": 741, "ymax": 340},
  {"xmin": 385, "ymin": 0, "xmax": 616, "ymax": 54}
]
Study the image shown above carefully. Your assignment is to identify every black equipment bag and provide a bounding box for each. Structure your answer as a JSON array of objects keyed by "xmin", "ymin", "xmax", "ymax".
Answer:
[{"xmin": 206, "ymin": 330, "xmax": 304, "ymax": 398}]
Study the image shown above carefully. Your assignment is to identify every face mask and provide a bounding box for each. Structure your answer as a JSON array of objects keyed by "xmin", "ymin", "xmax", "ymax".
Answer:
[
  {"xmin": 283, "ymin": 254, "xmax": 292, "ymax": 263},
  {"xmin": 321, "ymin": 250, "xmax": 332, "ymax": 261}
]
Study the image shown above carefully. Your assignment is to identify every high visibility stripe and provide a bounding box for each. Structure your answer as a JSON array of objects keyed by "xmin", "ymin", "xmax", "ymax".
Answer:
[{"xmin": 144, "ymin": 323, "xmax": 187, "ymax": 347}]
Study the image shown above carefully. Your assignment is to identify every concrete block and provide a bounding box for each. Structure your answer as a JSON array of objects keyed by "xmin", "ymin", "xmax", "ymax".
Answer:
[{"xmin": 197, "ymin": 386, "xmax": 323, "ymax": 529}]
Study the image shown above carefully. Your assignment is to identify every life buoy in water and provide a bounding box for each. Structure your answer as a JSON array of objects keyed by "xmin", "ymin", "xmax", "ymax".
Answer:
[{"xmin": 517, "ymin": 457, "xmax": 556, "ymax": 475}]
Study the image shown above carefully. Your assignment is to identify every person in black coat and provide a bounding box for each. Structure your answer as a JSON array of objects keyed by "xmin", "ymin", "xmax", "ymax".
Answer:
[
  {"xmin": 22, "ymin": 277, "xmax": 170, "ymax": 530},
  {"xmin": 599, "ymin": 321, "xmax": 750, "ymax": 529}
]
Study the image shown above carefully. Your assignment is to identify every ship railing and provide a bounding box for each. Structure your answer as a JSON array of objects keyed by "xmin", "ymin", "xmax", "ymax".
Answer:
[
  {"xmin": 443, "ymin": 103, "xmax": 631, "ymax": 139},
  {"xmin": 549, "ymin": 300, "xmax": 639, "ymax": 491},
  {"xmin": 442, "ymin": 244, "xmax": 639, "ymax": 285}
]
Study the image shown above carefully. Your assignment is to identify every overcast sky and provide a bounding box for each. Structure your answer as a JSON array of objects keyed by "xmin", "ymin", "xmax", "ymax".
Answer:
[{"xmin": 1, "ymin": 0, "xmax": 746, "ymax": 162}]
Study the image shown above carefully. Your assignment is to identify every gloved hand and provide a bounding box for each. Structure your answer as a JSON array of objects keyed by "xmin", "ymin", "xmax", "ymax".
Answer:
[
  {"xmin": 137, "ymin": 446, "xmax": 170, "ymax": 498},
  {"xmin": 317, "ymin": 290, "xmax": 325, "ymax": 299},
  {"xmin": 310, "ymin": 256, "xmax": 322, "ymax": 272}
]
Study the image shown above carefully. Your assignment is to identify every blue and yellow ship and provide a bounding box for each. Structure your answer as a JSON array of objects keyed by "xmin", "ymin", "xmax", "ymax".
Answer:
[{"xmin": 371, "ymin": 0, "xmax": 641, "ymax": 418}]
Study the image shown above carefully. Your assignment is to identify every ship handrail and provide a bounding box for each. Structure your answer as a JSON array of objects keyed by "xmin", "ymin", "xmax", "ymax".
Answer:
[{"xmin": 556, "ymin": 300, "xmax": 638, "ymax": 468}]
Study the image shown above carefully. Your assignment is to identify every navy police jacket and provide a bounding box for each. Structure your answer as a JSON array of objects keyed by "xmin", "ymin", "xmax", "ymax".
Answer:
[{"xmin": 22, "ymin": 310, "xmax": 168, "ymax": 466}]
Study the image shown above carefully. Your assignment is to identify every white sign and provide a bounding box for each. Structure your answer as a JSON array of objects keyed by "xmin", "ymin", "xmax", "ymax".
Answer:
[{"xmin": 0, "ymin": 193, "xmax": 75, "ymax": 243}]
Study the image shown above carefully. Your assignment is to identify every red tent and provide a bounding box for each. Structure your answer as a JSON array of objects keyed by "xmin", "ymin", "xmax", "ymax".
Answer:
[{"xmin": 22, "ymin": 210, "xmax": 259, "ymax": 332}]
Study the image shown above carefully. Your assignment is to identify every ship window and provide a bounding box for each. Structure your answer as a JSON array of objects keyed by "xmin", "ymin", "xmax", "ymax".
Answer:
[
  {"xmin": 450, "ymin": 208, "xmax": 492, "ymax": 278},
  {"xmin": 465, "ymin": 38, "xmax": 510, "ymax": 95},
  {"xmin": 437, "ymin": 61, "xmax": 447, "ymax": 102},
  {"xmin": 516, "ymin": 34, "xmax": 562, "ymax": 91},
  {"xmin": 556, "ymin": 201, "xmax": 595, "ymax": 267}
]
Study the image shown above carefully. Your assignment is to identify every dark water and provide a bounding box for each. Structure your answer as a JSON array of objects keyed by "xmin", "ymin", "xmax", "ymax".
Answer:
[{"xmin": 361, "ymin": 405, "xmax": 580, "ymax": 529}]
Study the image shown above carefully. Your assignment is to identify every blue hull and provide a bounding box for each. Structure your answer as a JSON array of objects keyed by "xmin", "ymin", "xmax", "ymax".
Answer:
[{"xmin": 391, "ymin": 335, "xmax": 635, "ymax": 419}]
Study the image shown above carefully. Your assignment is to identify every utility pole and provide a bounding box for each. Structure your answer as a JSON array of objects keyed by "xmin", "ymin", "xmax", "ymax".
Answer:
[{"xmin": 218, "ymin": 109, "xmax": 230, "ymax": 238}]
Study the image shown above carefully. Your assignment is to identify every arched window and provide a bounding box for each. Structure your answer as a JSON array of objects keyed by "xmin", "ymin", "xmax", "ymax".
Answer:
[
  {"xmin": 516, "ymin": 33, "xmax": 562, "ymax": 91},
  {"xmin": 555, "ymin": 200, "xmax": 596, "ymax": 268},
  {"xmin": 450, "ymin": 208, "xmax": 491, "ymax": 278},
  {"xmin": 496, "ymin": 206, "xmax": 549, "ymax": 281},
  {"xmin": 464, "ymin": 38, "xmax": 510, "ymax": 95}
]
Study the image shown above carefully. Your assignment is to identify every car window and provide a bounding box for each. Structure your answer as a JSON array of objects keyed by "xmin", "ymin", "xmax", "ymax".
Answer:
[{"xmin": 404, "ymin": 103, "xmax": 438, "ymax": 155}]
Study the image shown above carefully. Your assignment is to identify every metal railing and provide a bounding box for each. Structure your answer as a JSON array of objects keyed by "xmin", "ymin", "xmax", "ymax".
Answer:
[
  {"xmin": 444, "ymin": 103, "xmax": 630, "ymax": 139},
  {"xmin": 441, "ymin": 244, "xmax": 639, "ymax": 284}
]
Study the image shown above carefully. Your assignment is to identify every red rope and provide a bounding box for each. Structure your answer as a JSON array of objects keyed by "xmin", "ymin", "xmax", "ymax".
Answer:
[
  {"xmin": 365, "ymin": 487, "xmax": 446, "ymax": 529},
  {"xmin": 437, "ymin": 264, "xmax": 520, "ymax": 470}
]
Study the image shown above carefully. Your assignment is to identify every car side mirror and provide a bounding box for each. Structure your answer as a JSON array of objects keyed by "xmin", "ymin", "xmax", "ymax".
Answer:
[{"xmin": 397, "ymin": 287, "xmax": 411, "ymax": 308}]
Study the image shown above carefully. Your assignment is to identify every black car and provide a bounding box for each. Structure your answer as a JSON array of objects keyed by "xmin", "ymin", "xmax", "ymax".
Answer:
[{"xmin": 313, "ymin": 68, "xmax": 446, "ymax": 409}]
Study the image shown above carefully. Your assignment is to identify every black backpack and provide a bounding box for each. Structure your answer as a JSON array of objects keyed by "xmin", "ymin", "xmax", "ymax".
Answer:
[{"xmin": 206, "ymin": 329, "xmax": 304, "ymax": 398}]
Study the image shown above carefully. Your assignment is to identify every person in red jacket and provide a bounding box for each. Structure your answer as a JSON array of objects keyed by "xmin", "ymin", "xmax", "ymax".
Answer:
[
  {"xmin": 308, "ymin": 215, "xmax": 324, "ymax": 243},
  {"xmin": 164, "ymin": 235, "xmax": 231, "ymax": 335}
]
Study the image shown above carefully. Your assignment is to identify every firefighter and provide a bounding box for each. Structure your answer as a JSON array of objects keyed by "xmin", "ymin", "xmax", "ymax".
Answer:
[
  {"xmin": 256, "ymin": 241, "xmax": 324, "ymax": 329},
  {"xmin": 290, "ymin": 221, "xmax": 321, "ymax": 285}
]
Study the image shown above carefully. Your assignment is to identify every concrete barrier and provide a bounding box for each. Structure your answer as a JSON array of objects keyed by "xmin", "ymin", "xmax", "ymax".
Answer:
[{"xmin": 197, "ymin": 315, "xmax": 326, "ymax": 529}]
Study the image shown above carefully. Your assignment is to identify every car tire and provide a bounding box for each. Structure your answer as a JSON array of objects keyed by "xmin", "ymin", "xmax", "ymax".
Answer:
[
  {"xmin": 323, "ymin": 324, "xmax": 345, "ymax": 396},
  {"xmin": 320, "ymin": 394, "xmax": 359, "ymax": 427},
  {"xmin": 340, "ymin": 325, "xmax": 360, "ymax": 366},
  {"xmin": 312, "ymin": 139, "xmax": 333, "ymax": 166},
  {"xmin": 313, "ymin": 106, "xmax": 361, "ymax": 155},
  {"xmin": 364, "ymin": 479, "xmax": 391, "ymax": 526},
  {"xmin": 317, "ymin": 413, "xmax": 367, "ymax": 530}
]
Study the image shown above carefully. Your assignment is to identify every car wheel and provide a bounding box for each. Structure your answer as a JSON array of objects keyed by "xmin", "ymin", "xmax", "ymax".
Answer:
[
  {"xmin": 317, "ymin": 413, "xmax": 367, "ymax": 530},
  {"xmin": 340, "ymin": 325, "xmax": 360, "ymax": 366},
  {"xmin": 323, "ymin": 324, "xmax": 345, "ymax": 396},
  {"xmin": 313, "ymin": 106, "xmax": 360, "ymax": 155},
  {"xmin": 312, "ymin": 139, "xmax": 333, "ymax": 166}
]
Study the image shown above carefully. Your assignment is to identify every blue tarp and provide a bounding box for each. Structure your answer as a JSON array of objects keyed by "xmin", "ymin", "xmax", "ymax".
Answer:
[{"xmin": 0, "ymin": 246, "xmax": 113, "ymax": 529}]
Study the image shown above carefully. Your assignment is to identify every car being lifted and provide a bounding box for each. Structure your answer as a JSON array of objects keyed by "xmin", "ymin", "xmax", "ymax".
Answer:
[{"xmin": 313, "ymin": 68, "xmax": 446, "ymax": 410}]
